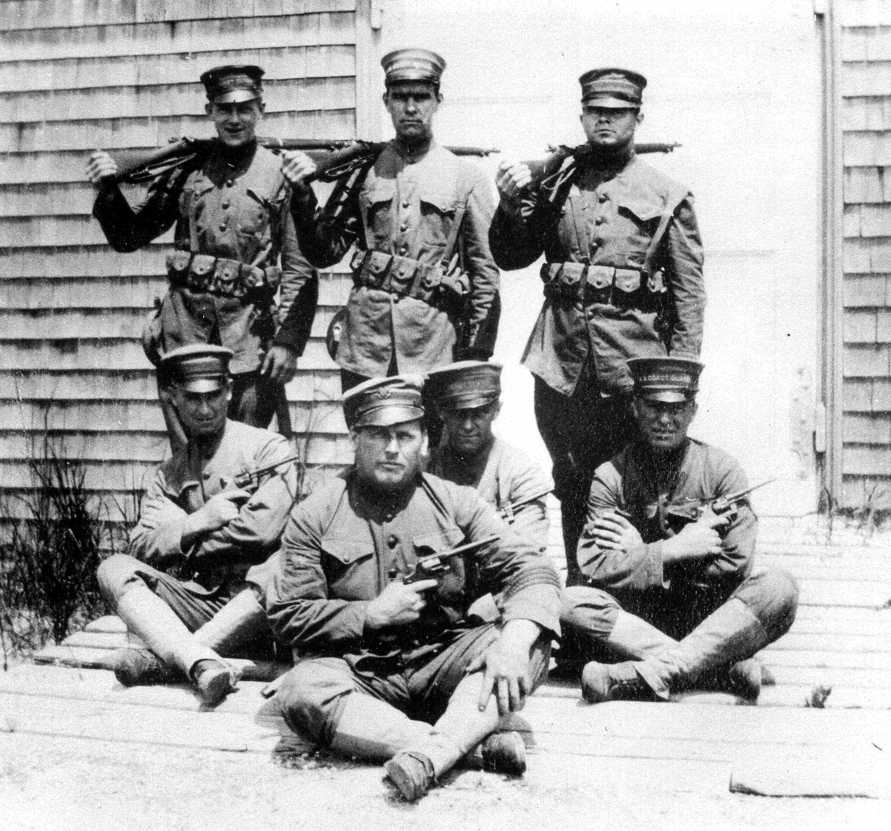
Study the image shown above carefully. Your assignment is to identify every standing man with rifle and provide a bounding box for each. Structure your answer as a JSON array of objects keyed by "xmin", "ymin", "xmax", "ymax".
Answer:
[
  {"xmin": 490, "ymin": 69, "xmax": 705, "ymax": 585},
  {"xmin": 280, "ymin": 49, "xmax": 500, "ymax": 391},
  {"xmin": 85, "ymin": 65, "xmax": 318, "ymax": 446},
  {"xmin": 425, "ymin": 360, "xmax": 553, "ymax": 551},
  {"xmin": 561, "ymin": 357, "xmax": 798, "ymax": 704},
  {"xmin": 266, "ymin": 376, "xmax": 560, "ymax": 802}
]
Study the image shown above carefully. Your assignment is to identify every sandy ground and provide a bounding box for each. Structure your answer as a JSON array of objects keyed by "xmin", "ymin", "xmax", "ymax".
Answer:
[{"xmin": 1, "ymin": 729, "xmax": 888, "ymax": 831}]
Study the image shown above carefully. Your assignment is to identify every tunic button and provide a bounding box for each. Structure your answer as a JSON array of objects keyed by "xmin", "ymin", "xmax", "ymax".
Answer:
[
  {"xmin": 598, "ymin": 193, "xmax": 608, "ymax": 203},
  {"xmin": 221, "ymin": 200, "xmax": 230, "ymax": 209},
  {"xmin": 387, "ymin": 535, "xmax": 399, "ymax": 549},
  {"xmin": 219, "ymin": 222, "xmax": 227, "ymax": 231},
  {"xmin": 399, "ymin": 246, "xmax": 408, "ymax": 255},
  {"xmin": 399, "ymin": 223, "xmax": 408, "ymax": 232},
  {"xmin": 226, "ymin": 179, "xmax": 234, "ymax": 187},
  {"xmin": 595, "ymin": 216, "xmax": 605, "ymax": 225},
  {"xmin": 402, "ymin": 200, "xmax": 410, "ymax": 208}
]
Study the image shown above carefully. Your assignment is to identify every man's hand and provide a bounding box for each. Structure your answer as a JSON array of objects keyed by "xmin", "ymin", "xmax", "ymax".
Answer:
[
  {"xmin": 260, "ymin": 344, "xmax": 298, "ymax": 384},
  {"xmin": 466, "ymin": 619, "xmax": 541, "ymax": 716},
  {"xmin": 85, "ymin": 150, "xmax": 118, "ymax": 188},
  {"xmin": 184, "ymin": 489, "xmax": 252, "ymax": 537},
  {"xmin": 280, "ymin": 150, "xmax": 317, "ymax": 191},
  {"xmin": 661, "ymin": 513, "xmax": 728, "ymax": 564},
  {"xmin": 591, "ymin": 511, "xmax": 644, "ymax": 553},
  {"xmin": 364, "ymin": 579, "xmax": 439, "ymax": 630},
  {"xmin": 494, "ymin": 160, "xmax": 533, "ymax": 210}
]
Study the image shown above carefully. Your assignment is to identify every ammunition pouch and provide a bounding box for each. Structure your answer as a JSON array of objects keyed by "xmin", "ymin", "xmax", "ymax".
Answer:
[
  {"xmin": 539, "ymin": 261, "xmax": 666, "ymax": 310},
  {"xmin": 350, "ymin": 249, "xmax": 469, "ymax": 313},
  {"xmin": 166, "ymin": 250, "xmax": 278, "ymax": 300}
]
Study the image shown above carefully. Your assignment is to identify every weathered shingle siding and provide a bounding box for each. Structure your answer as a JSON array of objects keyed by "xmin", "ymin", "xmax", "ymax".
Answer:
[
  {"xmin": 0, "ymin": 1, "xmax": 357, "ymax": 525},
  {"xmin": 840, "ymin": 2, "xmax": 891, "ymax": 508}
]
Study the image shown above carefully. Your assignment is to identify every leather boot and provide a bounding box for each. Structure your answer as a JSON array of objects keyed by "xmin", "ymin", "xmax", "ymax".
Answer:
[
  {"xmin": 191, "ymin": 659, "xmax": 238, "ymax": 707},
  {"xmin": 384, "ymin": 672, "xmax": 503, "ymax": 800},
  {"xmin": 384, "ymin": 751, "xmax": 437, "ymax": 802},
  {"xmin": 114, "ymin": 584, "xmax": 231, "ymax": 690},
  {"xmin": 479, "ymin": 731, "xmax": 526, "ymax": 775},
  {"xmin": 633, "ymin": 597, "xmax": 771, "ymax": 700},
  {"xmin": 580, "ymin": 660, "xmax": 654, "ymax": 703},
  {"xmin": 111, "ymin": 647, "xmax": 179, "ymax": 686},
  {"xmin": 687, "ymin": 657, "xmax": 762, "ymax": 701}
]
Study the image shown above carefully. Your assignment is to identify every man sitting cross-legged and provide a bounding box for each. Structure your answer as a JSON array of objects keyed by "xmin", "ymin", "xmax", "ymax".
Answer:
[
  {"xmin": 561, "ymin": 357, "xmax": 798, "ymax": 704},
  {"xmin": 97, "ymin": 345, "xmax": 297, "ymax": 706},
  {"xmin": 266, "ymin": 376, "xmax": 561, "ymax": 801}
]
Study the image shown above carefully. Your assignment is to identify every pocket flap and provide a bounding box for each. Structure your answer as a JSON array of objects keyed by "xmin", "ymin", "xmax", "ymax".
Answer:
[
  {"xmin": 618, "ymin": 197, "xmax": 663, "ymax": 222},
  {"xmin": 322, "ymin": 538, "xmax": 374, "ymax": 565},
  {"xmin": 613, "ymin": 270, "xmax": 642, "ymax": 293},
  {"xmin": 418, "ymin": 183, "xmax": 457, "ymax": 213},
  {"xmin": 362, "ymin": 178, "xmax": 396, "ymax": 207}
]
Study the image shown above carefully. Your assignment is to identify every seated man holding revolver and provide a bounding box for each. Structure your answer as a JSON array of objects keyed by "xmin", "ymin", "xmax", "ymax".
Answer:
[
  {"xmin": 97, "ymin": 345, "xmax": 298, "ymax": 706},
  {"xmin": 265, "ymin": 375, "xmax": 561, "ymax": 802},
  {"xmin": 561, "ymin": 356, "xmax": 798, "ymax": 704}
]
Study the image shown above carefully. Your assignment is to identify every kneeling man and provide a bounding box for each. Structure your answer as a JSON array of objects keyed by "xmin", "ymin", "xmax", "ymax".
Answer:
[
  {"xmin": 562, "ymin": 357, "xmax": 798, "ymax": 703},
  {"xmin": 266, "ymin": 376, "xmax": 560, "ymax": 801},
  {"xmin": 97, "ymin": 345, "xmax": 297, "ymax": 705}
]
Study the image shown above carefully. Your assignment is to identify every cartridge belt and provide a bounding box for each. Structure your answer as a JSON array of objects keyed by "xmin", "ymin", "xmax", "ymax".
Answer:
[
  {"xmin": 166, "ymin": 251, "xmax": 280, "ymax": 299},
  {"xmin": 350, "ymin": 249, "xmax": 468, "ymax": 307},
  {"xmin": 539, "ymin": 261, "xmax": 665, "ymax": 306}
]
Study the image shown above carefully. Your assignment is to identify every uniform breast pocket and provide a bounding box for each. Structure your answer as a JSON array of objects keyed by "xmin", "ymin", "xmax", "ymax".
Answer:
[
  {"xmin": 418, "ymin": 192, "xmax": 457, "ymax": 252},
  {"xmin": 616, "ymin": 197, "xmax": 664, "ymax": 264},
  {"xmin": 360, "ymin": 180, "xmax": 396, "ymax": 247},
  {"xmin": 321, "ymin": 537, "xmax": 376, "ymax": 598},
  {"xmin": 181, "ymin": 179, "xmax": 216, "ymax": 228},
  {"xmin": 237, "ymin": 189, "xmax": 271, "ymax": 239}
]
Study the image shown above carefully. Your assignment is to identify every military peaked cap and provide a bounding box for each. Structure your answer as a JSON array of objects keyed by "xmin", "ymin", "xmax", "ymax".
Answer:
[
  {"xmin": 425, "ymin": 360, "xmax": 501, "ymax": 411},
  {"xmin": 579, "ymin": 67, "xmax": 647, "ymax": 108},
  {"xmin": 628, "ymin": 356, "xmax": 702, "ymax": 403},
  {"xmin": 161, "ymin": 344, "xmax": 232, "ymax": 393},
  {"xmin": 200, "ymin": 65, "xmax": 264, "ymax": 104},
  {"xmin": 343, "ymin": 375, "xmax": 426, "ymax": 429},
  {"xmin": 381, "ymin": 48, "xmax": 446, "ymax": 86}
]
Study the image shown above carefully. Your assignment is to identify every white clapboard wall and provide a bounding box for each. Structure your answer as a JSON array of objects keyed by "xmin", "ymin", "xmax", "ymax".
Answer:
[
  {"xmin": 839, "ymin": 3, "xmax": 891, "ymax": 509},
  {"xmin": 0, "ymin": 1, "xmax": 379, "ymax": 525}
]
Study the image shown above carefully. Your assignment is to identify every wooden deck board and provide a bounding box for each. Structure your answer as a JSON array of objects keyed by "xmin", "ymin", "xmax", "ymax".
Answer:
[{"xmin": 6, "ymin": 539, "xmax": 891, "ymax": 824}]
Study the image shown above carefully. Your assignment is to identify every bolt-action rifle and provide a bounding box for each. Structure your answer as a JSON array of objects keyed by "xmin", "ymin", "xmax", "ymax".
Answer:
[
  {"xmin": 523, "ymin": 141, "xmax": 680, "ymax": 187},
  {"xmin": 110, "ymin": 137, "xmax": 500, "ymax": 185}
]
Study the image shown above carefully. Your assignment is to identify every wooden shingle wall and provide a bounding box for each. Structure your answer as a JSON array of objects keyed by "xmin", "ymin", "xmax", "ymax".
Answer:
[
  {"xmin": 0, "ymin": 1, "xmax": 360, "ymax": 525},
  {"xmin": 840, "ymin": 1, "xmax": 891, "ymax": 509}
]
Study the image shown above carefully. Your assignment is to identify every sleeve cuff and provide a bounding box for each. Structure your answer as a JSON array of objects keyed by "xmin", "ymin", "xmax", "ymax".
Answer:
[
  {"xmin": 501, "ymin": 588, "xmax": 561, "ymax": 638},
  {"xmin": 156, "ymin": 516, "xmax": 188, "ymax": 563}
]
